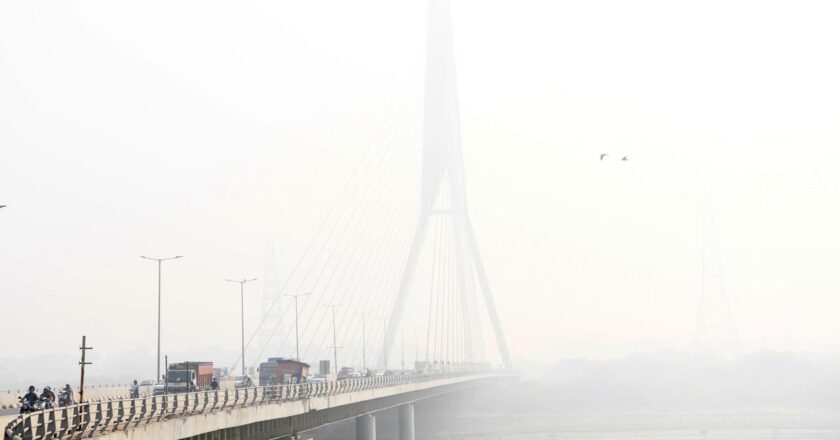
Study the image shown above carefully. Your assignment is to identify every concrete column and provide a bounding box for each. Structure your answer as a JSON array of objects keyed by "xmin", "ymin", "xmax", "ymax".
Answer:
[
  {"xmin": 398, "ymin": 404, "xmax": 415, "ymax": 440},
  {"xmin": 355, "ymin": 413, "xmax": 376, "ymax": 440}
]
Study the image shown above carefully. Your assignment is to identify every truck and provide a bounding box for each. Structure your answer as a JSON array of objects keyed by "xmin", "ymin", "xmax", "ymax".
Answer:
[
  {"xmin": 166, "ymin": 361, "xmax": 214, "ymax": 393},
  {"xmin": 259, "ymin": 358, "xmax": 310, "ymax": 385}
]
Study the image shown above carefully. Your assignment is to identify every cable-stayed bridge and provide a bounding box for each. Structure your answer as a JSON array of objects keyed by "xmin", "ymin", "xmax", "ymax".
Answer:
[
  {"xmin": 5, "ymin": 0, "xmax": 514, "ymax": 439},
  {"xmin": 242, "ymin": 0, "xmax": 510, "ymax": 377}
]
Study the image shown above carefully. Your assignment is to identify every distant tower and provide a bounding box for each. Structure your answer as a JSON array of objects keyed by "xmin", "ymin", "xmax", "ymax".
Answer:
[
  {"xmin": 694, "ymin": 189, "xmax": 741, "ymax": 359},
  {"xmin": 380, "ymin": 0, "xmax": 512, "ymax": 369},
  {"xmin": 260, "ymin": 242, "xmax": 283, "ymax": 354}
]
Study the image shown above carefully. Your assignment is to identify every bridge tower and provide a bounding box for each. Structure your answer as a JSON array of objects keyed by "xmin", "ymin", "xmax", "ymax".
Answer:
[
  {"xmin": 694, "ymin": 188, "xmax": 741, "ymax": 359},
  {"xmin": 381, "ymin": 0, "xmax": 512, "ymax": 369}
]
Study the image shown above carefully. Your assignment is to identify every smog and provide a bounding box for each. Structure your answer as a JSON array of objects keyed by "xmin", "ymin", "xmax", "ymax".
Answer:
[{"xmin": 2, "ymin": 0, "xmax": 839, "ymax": 439}]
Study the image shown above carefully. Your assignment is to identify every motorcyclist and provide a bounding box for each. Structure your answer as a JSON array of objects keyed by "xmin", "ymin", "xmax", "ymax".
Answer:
[
  {"xmin": 21, "ymin": 386, "xmax": 39, "ymax": 409},
  {"xmin": 39, "ymin": 386, "xmax": 55, "ymax": 409},
  {"xmin": 40, "ymin": 386, "xmax": 56, "ymax": 403},
  {"xmin": 60, "ymin": 384, "xmax": 75, "ymax": 406},
  {"xmin": 210, "ymin": 377, "xmax": 219, "ymax": 390},
  {"xmin": 129, "ymin": 380, "xmax": 140, "ymax": 398}
]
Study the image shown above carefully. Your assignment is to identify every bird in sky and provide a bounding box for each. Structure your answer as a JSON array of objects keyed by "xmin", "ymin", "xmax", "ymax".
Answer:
[
  {"xmin": 0, "ymin": 205, "xmax": 5, "ymax": 209},
  {"xmin": 600, "ymin": 153, "xmax": 608, "ymax": 161},
  {"xmin": 622, "ymin": 156, "xmax": 629, "ymax": 161}
]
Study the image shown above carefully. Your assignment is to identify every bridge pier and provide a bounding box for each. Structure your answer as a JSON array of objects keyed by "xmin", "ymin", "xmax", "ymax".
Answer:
[
  {"xmin": 355, "ymin": 414, "xmax": 376, "ymax": 440},
  {"xmin": 398, "ymin": 403, "xmax": 415, "ymax": 440}
]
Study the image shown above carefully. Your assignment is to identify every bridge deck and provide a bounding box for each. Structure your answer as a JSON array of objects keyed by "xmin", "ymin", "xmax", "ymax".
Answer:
[{"xmin": 5, "ymin": 372, "xmax": 505, "ymax": 440}]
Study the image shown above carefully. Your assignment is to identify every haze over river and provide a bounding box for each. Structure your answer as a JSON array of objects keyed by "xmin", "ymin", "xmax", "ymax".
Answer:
[{"xmin": 310, "ymin": 387, "xmax": 840, "ymax": 440}]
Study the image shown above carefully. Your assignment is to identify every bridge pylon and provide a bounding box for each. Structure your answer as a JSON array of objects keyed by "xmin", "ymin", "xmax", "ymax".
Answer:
[{"xmin": 380, "ymin": 0, "xmax": 512, "ymax": 370}]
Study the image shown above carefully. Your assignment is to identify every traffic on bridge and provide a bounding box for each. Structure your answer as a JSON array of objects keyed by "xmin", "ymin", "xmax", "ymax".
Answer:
[{"xmin": 2, "ymin": 0, "xmax": 514, "ymax": 438}]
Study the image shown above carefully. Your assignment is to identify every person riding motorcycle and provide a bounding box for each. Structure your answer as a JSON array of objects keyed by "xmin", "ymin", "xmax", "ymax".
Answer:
[
  {"xmin": 210, "ymin": 377, "xmax": 220, "ymax": 390},
  {"xmin": 20, "ymin": 386, "xmax": 39, "ymax": 413},
  {"xmin": 40, "ymin": 387, "xmax": 55, "ymax": 402},
  {"xmin": 129, "ymin": 380, "xmax": 140, "ymax": 398},
  {"xmin": 39, "ymin": 387, "xmax": 55, "ymax": 409},
  {"xmin": 59, "ymin": 384, "xmax": 75, "ymax": 406}
]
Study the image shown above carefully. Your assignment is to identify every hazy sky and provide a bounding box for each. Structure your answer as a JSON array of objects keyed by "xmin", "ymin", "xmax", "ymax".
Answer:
[{"xmin": 2, "ymin": 0, "xmax": 840, "ymax": 382}]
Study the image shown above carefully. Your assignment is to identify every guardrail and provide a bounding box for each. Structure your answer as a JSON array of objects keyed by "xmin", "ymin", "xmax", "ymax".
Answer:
[
  {"xmin": 1, "ymin": 384, "xmax": 132, "ymax": 395},
  {"xmin": 0, "ymin": 385, "xmax": 154, "ymax": 410},
  {"xmin": 4, "ymin": 370, "xmax": 495, "ymax": 440}
]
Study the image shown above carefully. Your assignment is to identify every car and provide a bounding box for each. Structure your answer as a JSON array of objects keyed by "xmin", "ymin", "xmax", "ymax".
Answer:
[{"xmin": 152, "ymin": 383, "xmax": 166, "ymax": 396}]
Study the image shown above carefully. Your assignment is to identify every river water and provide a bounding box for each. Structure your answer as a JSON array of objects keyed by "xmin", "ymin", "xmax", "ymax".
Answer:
[
  {"xmin": 421, "ymin": 415, "xmax": 840, "ymax": 439},
  {"xmin": 309, "ymin": 408, "xmax": 840, "ymax": 439}
]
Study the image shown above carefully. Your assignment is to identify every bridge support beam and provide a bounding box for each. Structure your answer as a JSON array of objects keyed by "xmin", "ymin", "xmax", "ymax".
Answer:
[
  {"xmin": 356, "ymin": 414, "xmax": 376, "ymax": 440},
  {"xmin": 398, "ymin": 403, "xmax": 415, "ymax": 440}
]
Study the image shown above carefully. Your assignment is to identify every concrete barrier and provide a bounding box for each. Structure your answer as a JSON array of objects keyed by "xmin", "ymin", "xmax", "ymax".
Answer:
[
  {"xmin": 0, "ymin": 385, "xmax": 152, "ymax": 409},
  {"xmin": 4, "ymin": 372, "xmax": 511, "ymax": 440}
]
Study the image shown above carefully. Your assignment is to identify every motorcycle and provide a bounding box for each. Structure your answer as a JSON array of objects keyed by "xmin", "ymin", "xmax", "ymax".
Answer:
[
  {"xmin": 18, "ymin": 397, "xmax": 36, "ymax": 414},
  {"xmin": 129, "ymin": 385, "xmax": 140, "ymax": 399},
  {"xmin": 58, "ymin": 389, "xmax": 75, "ymax": 407},
  {"xmin": 36, "ymin": 397, "xmax": 53, "ymax": 411}
]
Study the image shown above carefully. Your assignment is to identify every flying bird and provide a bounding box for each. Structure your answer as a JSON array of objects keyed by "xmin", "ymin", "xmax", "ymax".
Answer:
[
  {"xmin": 622, "ymin": 156, "xmax": 629, "ymax": 161},
  {"xmin": 600, "ymin": 153, "xmax": 608, "ymax": 161},
  {"xmin": 0, "ymin": 205, "xmax": 5, "ymax": 209}
]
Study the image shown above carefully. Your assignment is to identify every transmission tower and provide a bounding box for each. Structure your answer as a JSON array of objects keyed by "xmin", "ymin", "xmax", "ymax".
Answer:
[
  {"xmin": 694, "ymin": 188, "xmax": 741, "ymax": 359},
  {"xmin": 381, "ymin": 0, "xmax": 512, "ymax": 369}
]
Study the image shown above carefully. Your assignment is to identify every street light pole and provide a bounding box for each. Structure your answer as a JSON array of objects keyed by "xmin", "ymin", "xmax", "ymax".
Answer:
[
  {"xmin": 285, "ymin": 292, "xmax": 310, "ymax": 361},
  {"xmin": 324, "ymin": 304, "xmax": 343, "ymax": 374},
  {"xmin": 380, "ymin": 318, "xmax": 388, "ymax": 371},
  {"xmin": 226, "ymin": 278, "xmax": 257, "ymax": 376},
  {"xmin": 414, "ymin": 326, "xmax": 419, "ymax": 368},
  {"xmin": 140, "ymin": 255, "xmax": 182, "ymax": 384},
  {"xmin": 357, "ymin": 311, "xmax": 368, "ymax": 372}
]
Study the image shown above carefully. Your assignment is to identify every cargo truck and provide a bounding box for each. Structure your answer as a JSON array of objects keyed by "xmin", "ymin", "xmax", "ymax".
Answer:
[
  {"xmin": 166, "ymin": 361, "xmax": 214, "ymax": 393},
  {"xmin": 259, "ymin": 358, "xmax": 310, "ymax": 385}
]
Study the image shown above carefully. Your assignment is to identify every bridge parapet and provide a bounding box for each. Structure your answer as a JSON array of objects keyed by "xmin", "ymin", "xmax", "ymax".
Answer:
[{"xmin": 4, "ymin": 370, "xmax": 504, "ymax": 440}]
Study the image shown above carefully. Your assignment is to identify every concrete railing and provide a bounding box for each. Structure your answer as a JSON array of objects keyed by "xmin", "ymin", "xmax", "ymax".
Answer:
[
  {"xmin": 0, "ymin": 385, "xmax": 153, "ymax": 410},
  {"xmin": 4, "ymin": 371, "xmax": 496, "ymax": 440}
]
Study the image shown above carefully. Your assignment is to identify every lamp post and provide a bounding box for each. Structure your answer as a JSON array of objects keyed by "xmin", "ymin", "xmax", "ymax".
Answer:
[
  {"xmin": 325, "ymin": 303, "xmax": 343, "ymax": 374},
  {"xmin": 226, "ymin": 278, "xmax": 257, "ymax": 376},
  {"xmin": 140, "ymin": 255, "xmax": 182, "ymax": 384},
  {"xmin": 357, "ymin": 311, "xmax": 369, "ymax": 372},
  {"xmin": 285, "ymin": 292, "xmax": 310, "ymax": 361},
  {"xmin": 379, "ymin": 317, "xmax": 388, "ymax": 371}
]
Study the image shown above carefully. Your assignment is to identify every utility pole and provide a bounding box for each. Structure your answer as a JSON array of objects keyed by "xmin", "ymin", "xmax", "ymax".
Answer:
[
  {"xmin": 140, "ymin": 255, "xmax": 183, "ymax": 383},
  {"xmin": 285, "ymin": 292, "xmax": 310, "ymax": 361},
  {"xmin": 78, "ymin": 336, "xmax": 92, "ymax": 403},
  {"xmin": 226, "ymin": 278, "xmax": 257, "ymax": 375},
  {"xmin": 401, "ymin": 325, "xmax": 405, "ymax": 371},
  {"xmin": 325, "ymin": 304, "xmax": 343, "ymax": 374}
]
